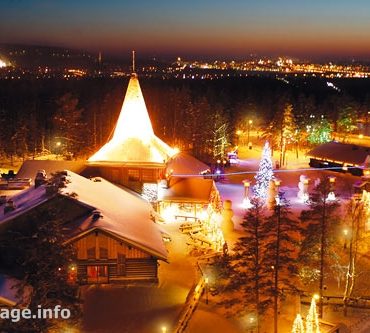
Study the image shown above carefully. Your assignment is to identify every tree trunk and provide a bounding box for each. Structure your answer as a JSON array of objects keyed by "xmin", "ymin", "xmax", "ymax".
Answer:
[
  {"xmin": 274, "ymin": 203, "xmax": 281, "ymax": 333},
  {"xmin": 319, "ymin": 198, "xmax": 326, "ymax": 318}
]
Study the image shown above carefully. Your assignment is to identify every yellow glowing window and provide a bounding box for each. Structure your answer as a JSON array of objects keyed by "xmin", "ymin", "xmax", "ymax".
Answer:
[
  {"xmin": 128, "ymin": 169, "xmax": 140, "ymax": 181},
  {"xmin": 142, "ymin": 169, "xmax": 155, "ymax": 181}
]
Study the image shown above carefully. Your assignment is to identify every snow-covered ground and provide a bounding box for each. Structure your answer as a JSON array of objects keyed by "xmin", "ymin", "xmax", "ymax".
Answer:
[{"xmin": 188, "ymin": 144, "xmax": 370, "ymax": 333}]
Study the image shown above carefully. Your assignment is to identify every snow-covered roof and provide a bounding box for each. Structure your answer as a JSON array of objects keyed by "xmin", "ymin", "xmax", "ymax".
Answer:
[
  {"xmin": 88, "ymin": 74, "xmax": 175, "ymax": 164},
  {"xmin": 307, "ymin": 141, "xmax": 370, "ymax": 166},
  {"xmin": 17, "ymin": 160, "xmax": 86, "ymax": 181},
  {"xmin": 0, "ymin": 185, "xmax": 49, "ymax": 225},
  {"xmin": 0, "ymin": 171, "xmax": 167, "ymax": 261},
  {"xmin": 161, "ymin": 177, "xmax": 214, "ymax": 203},
  {"xmin": 166, "ymin": 152, "xmax": 210, "ymax": 176}
]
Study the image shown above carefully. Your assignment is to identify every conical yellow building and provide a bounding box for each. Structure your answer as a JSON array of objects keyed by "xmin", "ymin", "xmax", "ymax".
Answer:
[
  {"xmin": 88, "ymin": 73, "xmax": 176, "ymax": 191},
  {"xmin": 89, "ymin": 73, "xmax": 175, "ymax": 164}
]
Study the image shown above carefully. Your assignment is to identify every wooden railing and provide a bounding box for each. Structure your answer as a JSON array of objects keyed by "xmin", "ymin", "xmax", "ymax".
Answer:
[{"xmin": 173, "ymin": 277, "xmax": 205, "ymax": 333}]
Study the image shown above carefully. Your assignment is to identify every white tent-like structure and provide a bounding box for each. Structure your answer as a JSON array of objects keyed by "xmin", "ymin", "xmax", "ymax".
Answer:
[{"xmin": 88, "ymin": 73, "xmax": 175, "ymax": 164}]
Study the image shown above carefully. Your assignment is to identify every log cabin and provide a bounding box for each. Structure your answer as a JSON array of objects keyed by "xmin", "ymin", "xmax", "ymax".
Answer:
[{"xmin": 0, "ymin": 171, "xmax": 168, "ymax": 284}]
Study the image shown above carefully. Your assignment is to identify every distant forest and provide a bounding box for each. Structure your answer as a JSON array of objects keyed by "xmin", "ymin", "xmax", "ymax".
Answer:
[{"xmin": 0, "ymin": 76, "xmax": 370, "ymax": 163}]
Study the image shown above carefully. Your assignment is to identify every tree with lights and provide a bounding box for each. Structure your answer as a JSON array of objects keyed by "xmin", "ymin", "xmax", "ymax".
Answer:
[
  {"xmin": 291, "ymin": 314, "xmax": 305, "ymax": 333},
  {"xmin": 337, "ymin": 105, "xmax": 358, "ymax": 142},
  {"xmin": 307, "ymin": 117, "xmax": 332, "ymax": 145},
  {"xmin": 299, "ymin": 177, "xmax": 339, "ymax": 318},
  {"xmin": 253, "ymin": 141, "xmax": 274, "ymax": 202},
  {"xmin": 342, "ymin": 197, "xmax": 367, "ymax": 316},
  {"xmin": 306, "ymin": 297, "xmax": 320, "ymax": 333},
  {"xmin": 279, "ymin": 103, "xmax": 296, "ymax": 166}
]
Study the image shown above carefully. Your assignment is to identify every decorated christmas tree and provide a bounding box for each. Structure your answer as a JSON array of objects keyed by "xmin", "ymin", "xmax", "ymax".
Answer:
[
  {"xmin": 306, "ymin": 297, "xmax": 320, "ymax": 333},
  {"xmin": 292, "ymin": 314, "xmax": 305, "ymax": 333},
  {"xmin": 253, "ymin": 141, "xmax": 274, "ymax": 202}
]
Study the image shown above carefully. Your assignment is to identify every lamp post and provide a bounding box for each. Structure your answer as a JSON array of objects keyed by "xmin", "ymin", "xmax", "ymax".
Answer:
[
  {"xmin": 327, "ymin": 176, "xmax": 336, "ymax": 201},
  {"xmin": 242, "ymin": 180, "xmax": 253, "ymax": 209},
  {"xmin": 205, "ymin": 277, "xmax": 209, "ymax": 304},
  {"xmin": 274, "ymin": 178, "xmax": 281, "ymax": 205},
  {"xmin": 243, "ymin": 180, "xmax": 250, "ymax": 199},
  {"xmin": 248, "ymin": 119, "xmax": 253, "ymax": 149},
  {"xmin": 246, "ymin": 313, "xmax": 257, "ymax": 333},
  {"xmin": 343, "ymin": 228, "xmax": 349, "ymax": 249}
]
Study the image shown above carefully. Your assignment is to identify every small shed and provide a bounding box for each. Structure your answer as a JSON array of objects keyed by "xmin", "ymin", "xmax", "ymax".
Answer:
[
  {"xmin": 307, "ymin": 141, "xmax": 370, "ymax": 176},
  {"xmin": 0, "ymin": 171, "xmax": 167, "ymax": 284}
]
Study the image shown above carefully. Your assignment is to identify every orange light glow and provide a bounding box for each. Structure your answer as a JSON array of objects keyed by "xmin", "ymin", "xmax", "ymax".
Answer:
[{"xmin": 88, "ymin": 74, "xmax": 176, "ymax": 163}]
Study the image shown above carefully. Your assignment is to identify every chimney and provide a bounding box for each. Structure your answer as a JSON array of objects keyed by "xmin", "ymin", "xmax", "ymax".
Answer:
[{"xmin": 3, "ymin": 199, "xmax": 16, "ymax": 214}]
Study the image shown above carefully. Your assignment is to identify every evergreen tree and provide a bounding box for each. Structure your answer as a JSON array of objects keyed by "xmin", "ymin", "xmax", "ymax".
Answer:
[
  {"xmin": 264, "ymin": 193, "xmax": 300, "ymax": 333},
  {"xmin": 53, "ymin": 93, "xmax": 85, "ymax": 157},
  {"xmin": 299, "ymin": 177, "xmax": 339, "ymax": 318},
  {"xmin": 279, "ymin": 103, "xmax": 296, "ymax": 166},
  {"xmin": 253, "ymin": 141, "xmax": 274, "ymax": 202},
  {"xmin": 342, "ymin": 197, "xmax": 367, "ymax": 315},
  {"xmin": 307, "ymin": 117, "xmax": 332, "ymax": 145},
  {"xmin": 231, "ymin": 198, "xmax": 272, "ymax": 327},
  {"xmin": 213, "ymin": 110, "xmax": 230, "ymax": 160},
  {"xmin": 0, "ymin": 174, "xmax": 81, "ymax": 332},
  {"xmin": 337, "ymin": 105, "xmax": 357, "ymax": 142},
  {"xmin": 291, "ymin": 314, "xmax": 305, "ymax": 333}
]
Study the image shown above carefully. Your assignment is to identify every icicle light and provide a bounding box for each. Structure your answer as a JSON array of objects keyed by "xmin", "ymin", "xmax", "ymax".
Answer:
[{"xmin": 291, "ymin": 314, "xmax": 305, "ymax": 333}]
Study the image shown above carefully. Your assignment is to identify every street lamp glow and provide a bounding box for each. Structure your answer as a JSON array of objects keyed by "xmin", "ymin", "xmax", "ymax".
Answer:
[
  {"xmin": 242, "ymin": 197, "xmax": 253, "ymax": 209},
  {"xmin": 313, "ymin": 293, "xmax": 320, "ymax": 300},
  {"xmin": 274, "ymin": 179, "xmax": 281, "ymax": 187},
  {"xmin": 161, "ymin": 326, "xmax": 167, "ymax": 333}
]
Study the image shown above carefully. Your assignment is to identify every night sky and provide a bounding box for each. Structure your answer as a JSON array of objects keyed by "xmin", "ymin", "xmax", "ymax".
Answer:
[{"xmin": 0, "ymin": 0, "xmax": 369, "ymax": 60}]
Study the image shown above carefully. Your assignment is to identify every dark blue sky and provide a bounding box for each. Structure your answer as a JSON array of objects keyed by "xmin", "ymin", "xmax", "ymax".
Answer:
[{"xmin": 1, "ymin": 0, "xmax": 369, "ymax": 59}]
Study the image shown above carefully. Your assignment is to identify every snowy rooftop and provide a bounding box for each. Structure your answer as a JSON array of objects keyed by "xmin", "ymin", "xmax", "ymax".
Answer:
[
  {"xmin": 166, "ymin": 152, "xmax": 210, "ymax": 176},
  {"xmin": 161, "ymin": 176, "xmax": 214, "ymax": 203},
  {"xmin": 307, "ymin": 141, "xmax": 370, "ymax": 166},
  {"xmin": 17, "ymin": 160, "xmax": 86, "ymax": 181},
  {"xmin": 0, "ymin": 171, "xmax": 167, "ymax": 261}
]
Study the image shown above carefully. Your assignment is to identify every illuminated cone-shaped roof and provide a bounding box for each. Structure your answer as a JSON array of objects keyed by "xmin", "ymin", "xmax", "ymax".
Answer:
[{"xmin": 89, "ymin": 73, "xmax": 175, "ymax": 164}]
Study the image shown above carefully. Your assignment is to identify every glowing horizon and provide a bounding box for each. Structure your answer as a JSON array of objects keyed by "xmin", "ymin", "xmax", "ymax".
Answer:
[{"xmin": 1, "ymin": 1, "xmax": 370, "ymax": 60}]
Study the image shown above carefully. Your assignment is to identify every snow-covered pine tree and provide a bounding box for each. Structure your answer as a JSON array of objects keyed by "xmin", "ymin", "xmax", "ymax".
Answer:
[{"xmin": 253, "ymin": 141, "xmax": 274, "ymax": 202}]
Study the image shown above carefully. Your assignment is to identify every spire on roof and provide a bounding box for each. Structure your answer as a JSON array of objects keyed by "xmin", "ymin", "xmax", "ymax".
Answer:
[
  {"xmin": 88, "ymin": 54, "xmax": 175, "ymax": 164},
  {"xmin": 132, "ymin": 50, "xmax": 136, "ymax": 73}
]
